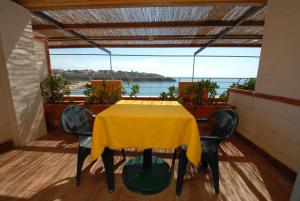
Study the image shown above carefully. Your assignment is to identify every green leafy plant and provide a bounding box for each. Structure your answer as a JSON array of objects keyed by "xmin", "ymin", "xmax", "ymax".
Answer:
[
  {"xmin": 231, "ymin": 78, "xmax": 256, "ymax": 90},
  {"xmin": 219, "ymin": 91, "xmax": 228, "ymax": 102},
  {"xmin": 159, "ymin": 86, "xmax": 178, "ymax": 101},
  {"xmin": 106, "ymin": 87, "xmax": 122, "ymax": 103},
  {"xmin": 185, "ymin": 80, "xmax": 219, "ymax": 105},
  {"xmin": 83, "ymin": 81, "xmax": 122, "ymax": 104},
  {"xmin": 40, "ymin": 75, "xmax": 71, "ymax": 104},
  {"xmin": 125, "ymin": 84, "xmax": 140, "ymax": 99},
  {"xmin": 83, "ymin": 83, "xmax": 100, "ymax": 104}
]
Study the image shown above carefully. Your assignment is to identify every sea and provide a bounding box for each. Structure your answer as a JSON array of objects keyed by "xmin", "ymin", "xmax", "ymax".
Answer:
[{"xmin": 70, "ymin": 77, "xmax": 248, "ymax": 97}]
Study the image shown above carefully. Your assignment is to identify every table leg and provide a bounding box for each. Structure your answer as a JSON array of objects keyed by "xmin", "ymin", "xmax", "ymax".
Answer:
[
  {"xmin": 176, "ymin": 147, "xmax": 188, "ymax": 196},
  {"xmin": 143, "ymin": 148, "xmax": 152, "ymax": 170},
  {"xmin": 101, "ymin": 147, "xmax": 115, "ymax": 192}
]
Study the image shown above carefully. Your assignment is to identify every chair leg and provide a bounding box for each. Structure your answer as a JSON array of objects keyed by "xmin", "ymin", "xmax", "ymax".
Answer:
[
  {"xmin": 121, "ymin": 149, "xmax": 126, "ymax": 161},
  {"xmin": 200, "ymin": 153, "xmax": 208, "ymax": 170},
  {"xmin": 76, "ymin": 146, "xmax": 90, "ymax": 185},
  {"xmin": 176, "ymin": 147, "xmax": 188, "ymax": 197},
  {"xmin": 102, "ymin": 147, "xmax": 115, "ymax": 193},
  {"xmin": 172, "ymin": 149, "xmax": 177, "ymax": 167},
  {"xmin": 207, "ymin": 152, "xmax": 219, "ymax": 194}
]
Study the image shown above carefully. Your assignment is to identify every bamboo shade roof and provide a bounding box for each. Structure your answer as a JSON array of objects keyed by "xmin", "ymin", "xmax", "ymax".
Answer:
[{"xmin": 22, "ymin": 1, "xmax": 267, "ymax": 48}]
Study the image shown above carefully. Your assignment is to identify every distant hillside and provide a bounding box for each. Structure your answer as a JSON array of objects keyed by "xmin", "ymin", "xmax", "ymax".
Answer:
[{"xmin": 52, "ymin": 69, "xmax": 176, "ymax": 82}]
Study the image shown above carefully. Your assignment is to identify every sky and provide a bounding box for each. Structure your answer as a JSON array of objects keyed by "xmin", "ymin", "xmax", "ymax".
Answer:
[{"xmin": 49, "ymin": 47, "xmax": 261, "ymax": 78}]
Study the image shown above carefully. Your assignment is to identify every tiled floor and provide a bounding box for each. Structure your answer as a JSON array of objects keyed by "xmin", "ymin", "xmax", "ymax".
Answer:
[{"xmin": 0, "ymin": 132, "xmax": 294, "ymax": 201}]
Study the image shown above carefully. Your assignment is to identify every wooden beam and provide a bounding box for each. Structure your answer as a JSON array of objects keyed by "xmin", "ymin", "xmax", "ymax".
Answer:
[
  {"xmin": 32, "ymin": 20, "xmax": 264, "ymax": 31},
  {"xmin": 33, "ymin": 11, "xmax": 111, "ymax": 54},
  {"xmin": 194, "ymin": 4, "xmax": 265, "ymax": 55},
  {"xmin": 15, "ymin": 0, "xmax": 267, "ymax": 11},
  {"xmin": 49, "ymin": 44, "xmax": 261, "ymax": 48},
  {"xmin": 48, "ymin": 35, "xmax": 263, "ymax": 41}
]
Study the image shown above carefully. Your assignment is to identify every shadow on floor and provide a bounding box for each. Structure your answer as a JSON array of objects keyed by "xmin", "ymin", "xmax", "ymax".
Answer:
[{"xmin": 0, "ymin": 133, "xmax": 294, "ymax": 201}]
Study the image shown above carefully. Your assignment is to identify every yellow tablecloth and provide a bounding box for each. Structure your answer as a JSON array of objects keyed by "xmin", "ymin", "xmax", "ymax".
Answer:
[{"xmin": 91, "ymin": 100, "xmax": 201, "ymax": 166}]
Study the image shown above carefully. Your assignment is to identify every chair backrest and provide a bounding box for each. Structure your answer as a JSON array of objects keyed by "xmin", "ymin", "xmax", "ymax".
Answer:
[
  {"xmin": 61, "ymin": 105, "xmax": 92, "ymax": 135},
  {"xmin": 209, "ymin": 108, "xmax": 239, "ymax": 140}
]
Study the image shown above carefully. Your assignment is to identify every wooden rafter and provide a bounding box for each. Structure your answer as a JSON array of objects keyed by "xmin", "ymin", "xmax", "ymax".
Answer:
[
  {"xmin": 194, "ymin": 4, "xmax": 266, "ymax": 55},
  {"xmin": 49, "ymin": 44, "xmax": 261, "ymax": 48},
  {"xmin": 15, "ymin": 0, "xmax": 267, "ymax": 11},
  {"xmin": 48, "ymin": 35, "xmax": 263, "ymax": 41},
  {"xmin": 32, "ymin": 20, "xmax": 264, "ymax": 31},
  {"xmin": 33, "ymin": 11, "xmax": 111, "ymax": 54}
]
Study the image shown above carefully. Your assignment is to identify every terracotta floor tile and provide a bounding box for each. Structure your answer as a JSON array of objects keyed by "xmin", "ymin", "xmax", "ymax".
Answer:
[
  {"xmin": 120, "ymin": 199, "xmax": 141, "ymax": 201},
  {"xmin": 92, "ymin": 184, "xmax": 124, "ymax": 201},
  {"xmin": 67, "ymin": 176, "xmax": 102, "ymax": 196},
  {"xmin": 0, "ymin": 132, "xmax": 294, "ymax": 201},
  {"xmin": 122, "ymin": 189, "xmax": 145, "ymax": 200},
  {"xmin": 63, "ymin": 194, "xmax": 93, "ymax": 201},
  {"xmin": 34, "ymin": 179, "xmax": 74, "ymax": 201}
]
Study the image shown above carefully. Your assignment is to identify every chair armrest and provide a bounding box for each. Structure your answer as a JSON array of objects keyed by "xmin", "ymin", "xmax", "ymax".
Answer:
[
  {"xmin": 200, "ymin": 136, "xmax": 224, "ymax": 143},
  {"xmin": 66, "ymin": 131, "xmax": 92, "ymax": 137},
  {"xmin": 196, "ymin": 118, "xmax": 209, "ymax": 123},
  {"xmin": 77, "ymin": 131, "xmax": 92, "ymax": 136}
]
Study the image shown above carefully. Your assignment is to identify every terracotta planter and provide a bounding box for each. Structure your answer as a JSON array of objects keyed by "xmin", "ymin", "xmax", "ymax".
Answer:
[
  {"xmin": 84, "ymin": 104, "xmax": 112, "ymax": 114},
  {"xmin": 44, "ymin": 98, "xmax": 235, "ymax": 132},
  {"xmin": 183, "ymin": 104, "xmax": 236, "ymax": 135},
  {"xmin": 193, "ymin": 104, "xmax": 236, "ymax": 118},
  {"xmin": 44, "ymin": 103, "xmax": 112, "ymax": 131},
  {"xmin": 183, "ymin": 104, "xmax": 196, "ymax": 116},
  {"xmin": 178, "ymin": 82, "xmax": 208, "ymax": 103},
  {"xmin": 183, "ymin": 104, "xmax": 235, "ymax": 118},
  {"xmin": 44, "ymin": 103, "xmax": 73, "ymax": 131},
  {"xmin": 91, "ymin": 80, "xmax": 122, "ymax": 96}
]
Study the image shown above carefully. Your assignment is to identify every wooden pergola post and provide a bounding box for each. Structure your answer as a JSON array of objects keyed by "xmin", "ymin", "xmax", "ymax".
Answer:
[
  {"xmin": 44, "ymin": 40, "xmax": 52, "ymax": 76},
  {"xmin": 34, "ymin": 35, "xmax": 52, "ymax": 76}
]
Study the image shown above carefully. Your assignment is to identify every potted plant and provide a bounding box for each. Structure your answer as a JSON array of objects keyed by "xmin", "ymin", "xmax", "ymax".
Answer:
[
  {"xmin": 190, "ymin": 80, "xmax": 218, "ymax": 105},
  {"xmin": 218, "ymin": 91, "xmax": 229, "ymax": 103},
  {"xmin": 228, "ymin": 78, "xmax": 256, "ymax": 97},
  {"xmin": 159, "ymin": 86, "xmax": 178, "ymax": 101},
  {"xmin": 231, "ymin": 78, "xmax": 256, "ymax": 90},
  {"xmin": 40, "ymin": 75, "xmax": 72, "ymax": 130},
  {"xmin": 123, "ymin": 84, "xmax": 140, "ymax": 99},
  {"xmin": 40, "ymin": 75, "xmax": 71, "ymax": 104},
  {"xmin": 83, "ymin": 83, "xmax": 99, "ymax": 104},
  {"xmin": 177, "ymin": 80, "xmax": 235, "ymax": 118},
  {"xmin": 82, "ymin": 80, "xmax": 122, "ymax": 113}
]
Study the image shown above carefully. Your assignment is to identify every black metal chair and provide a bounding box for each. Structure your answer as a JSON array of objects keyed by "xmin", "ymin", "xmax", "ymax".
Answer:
[
  {"xmin": 61, "ymin": 105, "xmax": 126, "ymax": 185},
  {"xmin": 172, "ymin": 108, "xmax": 238, "ymax": 195},
  {"xmin": 197, "ymin": 108, "xmax": 239, "ymax": 194}
]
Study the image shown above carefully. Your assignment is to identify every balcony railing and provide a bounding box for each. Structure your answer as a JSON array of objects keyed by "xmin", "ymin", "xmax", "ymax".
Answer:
[{"xmin": 69, "ymin": 77, "xmax": 249, "ymax": 97}]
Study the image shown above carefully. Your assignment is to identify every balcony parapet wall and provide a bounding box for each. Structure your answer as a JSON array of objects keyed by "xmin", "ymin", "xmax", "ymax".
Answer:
[
  {"xmin": 229, "ymin": 88, "xmax": 300, "ymax": 106},
  {"xmin": 228, "ymin": 88, "xmax": 300, "ymax": 173}
]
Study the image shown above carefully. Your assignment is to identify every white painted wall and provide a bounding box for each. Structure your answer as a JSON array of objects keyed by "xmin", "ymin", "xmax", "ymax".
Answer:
[
  {"xmin": 0, "ymin": 0, "xmax": 47, "ymax": 145},
  {"xmin": 256, "ymin": 0, "xmax": 300, "ymax": 99},
  {"xmin": 229, "ymin": 0, "xmax": 300, "ymax": 172},
  {"xmin": 229, "ymin": 92, "xmax": 300, "ymax": 171},
  {"xmin": 0, "ymin": 37, "xmax": 18, "ymax": 144},
  {"xmin": 0, "ymin": 0, "xmax": 30, "ymax": 61}
]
